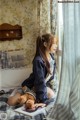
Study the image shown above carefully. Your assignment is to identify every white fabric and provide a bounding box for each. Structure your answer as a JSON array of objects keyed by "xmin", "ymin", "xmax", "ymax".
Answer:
[
  {"xmin": 47, "ymin": 2, "xmax": 80, "ymax": 120},
  {"xmin": 0, "ymin": 68, "xmax": 32, "ymax": 90}
]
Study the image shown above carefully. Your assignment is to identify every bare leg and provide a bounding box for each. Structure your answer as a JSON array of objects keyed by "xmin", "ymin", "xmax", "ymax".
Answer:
[
  {"xmin": 7, "ymin": 92, "xmax": 21, "ymax": 106},
  {"xmin": 47, "ymin": 87, "xmax": 54, "ymax": 99}
]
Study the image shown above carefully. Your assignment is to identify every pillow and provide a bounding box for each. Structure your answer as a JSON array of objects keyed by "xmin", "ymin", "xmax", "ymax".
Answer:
[{"xmin": 0, "ymin": 68, "xmax": 32, "ymax": 90}]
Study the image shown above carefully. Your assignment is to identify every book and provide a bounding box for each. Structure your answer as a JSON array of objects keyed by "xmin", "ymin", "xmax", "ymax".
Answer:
[{"xmin": 14, "ymin": 105, "xmax": 46, "ymax": 118}]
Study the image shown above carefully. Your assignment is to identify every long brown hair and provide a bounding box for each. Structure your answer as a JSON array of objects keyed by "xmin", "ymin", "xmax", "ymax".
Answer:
[{"xmin": 34, "ymin": 33, "xmax": 54, "ymax": 74}]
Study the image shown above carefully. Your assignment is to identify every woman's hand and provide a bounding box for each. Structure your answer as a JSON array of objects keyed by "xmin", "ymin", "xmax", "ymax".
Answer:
[
  {"xmin": 22, "ymin": 86, "xmax": 28, "ymax": 92},
  {"xmin": 34, "ymin": 103, "xmax": 46, "ymax": 108}
]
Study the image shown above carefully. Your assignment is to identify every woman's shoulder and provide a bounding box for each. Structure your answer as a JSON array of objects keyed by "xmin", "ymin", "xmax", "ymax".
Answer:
[
  {"xmin": 33, "ymin": 55, "xmax": 45, "ymax": 69},
  {"xmin": 33, "ymin": 55, "xmax": 43, "ymax": 62}
]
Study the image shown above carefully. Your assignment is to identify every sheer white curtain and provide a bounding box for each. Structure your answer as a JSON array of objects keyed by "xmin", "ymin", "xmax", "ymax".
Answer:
[{"xmin": 47, "ymin": 1, "xmax": 80, "ymax": 120}]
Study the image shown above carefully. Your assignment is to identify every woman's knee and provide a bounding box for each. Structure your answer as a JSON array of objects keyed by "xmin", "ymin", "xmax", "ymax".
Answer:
[{"xmin": 47, "ymin": 87, "xmax": 54, "ymax": 99}]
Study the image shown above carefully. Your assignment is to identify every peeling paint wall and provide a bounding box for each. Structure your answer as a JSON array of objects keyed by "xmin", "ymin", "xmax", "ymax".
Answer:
[{"xmin": 0, "ymin": 0, "xmax": 50, "ymax": 68}]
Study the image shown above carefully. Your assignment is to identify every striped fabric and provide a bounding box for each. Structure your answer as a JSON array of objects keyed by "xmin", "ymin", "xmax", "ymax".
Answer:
[
  {"xmin": 47, "ymin": 67, "xmax": 80, "ymax": 120},
  {"xmin": 47, "ymin": 2, "xmax": 80, "ymax": 120}
]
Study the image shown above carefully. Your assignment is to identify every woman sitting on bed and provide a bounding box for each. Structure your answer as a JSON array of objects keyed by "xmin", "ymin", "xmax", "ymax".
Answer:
[{"xmin": 7, "ymin": 33, "xmax": 58, "ymax": 109}]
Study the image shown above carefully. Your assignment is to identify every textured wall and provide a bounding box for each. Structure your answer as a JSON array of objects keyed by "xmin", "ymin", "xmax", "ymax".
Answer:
[
  {"xmin": 0, "ymin": 0, "xmax": 39, "ymax": 67},
  {"xmin": 0, "ymin": 0, "xmax": 51, "ymax": 68}
]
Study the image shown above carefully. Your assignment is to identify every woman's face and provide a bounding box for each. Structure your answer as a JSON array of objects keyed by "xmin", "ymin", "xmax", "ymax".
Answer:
[
  {"xmin": 50, "ymin": 37, "xmax": 58, "ymax": 53},
  {"xmin": 50, "ymin": 43, "xmax": 57, "ymax": 53},
  {"xmin": 44, "ymin": 37, "xmax": 58, "ymax": 54}
]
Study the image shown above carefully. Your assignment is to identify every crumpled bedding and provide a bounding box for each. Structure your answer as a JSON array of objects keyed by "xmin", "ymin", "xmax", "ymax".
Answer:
[
  {"xmin": 0, "ymin": 89, "xmax": 29, "ymax": 120},
  {"xmin": 0, "ymin": 89, "xmax": 55, "ymax": 120}
]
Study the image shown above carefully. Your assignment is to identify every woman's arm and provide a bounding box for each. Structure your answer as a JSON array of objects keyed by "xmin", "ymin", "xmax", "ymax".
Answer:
[
  {"xmin": 21, "ymin": 73, "xmax": 34, "ymax": 89},
  {"xmin": 33, "ymin": 58, "xmax": 48, "ymax": 103}
]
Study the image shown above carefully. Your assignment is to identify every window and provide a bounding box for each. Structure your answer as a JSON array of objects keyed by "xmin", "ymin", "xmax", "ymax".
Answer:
[{"xmin": 57, "ymin": 3, "xmax": 63, "ymax": 78}]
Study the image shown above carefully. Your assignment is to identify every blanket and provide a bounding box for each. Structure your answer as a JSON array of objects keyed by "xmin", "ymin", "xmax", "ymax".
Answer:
[{"xmin": 0, "ymin": 89, "xmax": 55, "ymax": 120}]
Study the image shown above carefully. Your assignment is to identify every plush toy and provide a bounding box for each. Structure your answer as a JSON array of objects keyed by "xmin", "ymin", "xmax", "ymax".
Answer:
[
  {"xmin": 18, "ymin": 92, "xmax": 36, "ymax": 109},
  {"xmin": 7, "ymin": 86, "xmax": 46, "ymax": 109},
  {"xmin": 7, "ymin": 88, "xmax": 36, "ymax": 109}
]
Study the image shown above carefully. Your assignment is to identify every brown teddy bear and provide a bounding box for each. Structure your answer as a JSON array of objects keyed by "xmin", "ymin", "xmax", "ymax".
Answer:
[
  {"xmin": 7, "ymin": 87, "xmax": 36, "ymax": 109},
  {"xmin": 17, "ymin": 92, "xmax": 36, "ymax": 109},
  {"xmin": 7, "ymin": 86, "xmax": 45, "ymax": 109}
]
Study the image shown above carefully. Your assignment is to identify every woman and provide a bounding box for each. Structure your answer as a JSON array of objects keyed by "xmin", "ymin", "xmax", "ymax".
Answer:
[
  {"xmin": 7, "ymin": 33, "xmax": 58, "ymax": 107},
  {"xmin": 22, "ymin": 33, "xmax": 58, "ymax": 103}
]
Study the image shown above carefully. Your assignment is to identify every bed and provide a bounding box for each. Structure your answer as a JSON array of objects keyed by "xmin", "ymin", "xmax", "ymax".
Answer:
[
  {"xmin": 0, "ymin": 88, "xmax": 56, "ymax": 120},
  {"xmin": 0, "ymin": 68, "xmax": 57, "ymax": 120}
]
